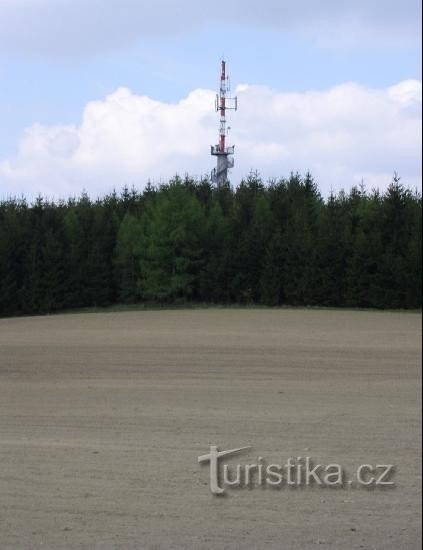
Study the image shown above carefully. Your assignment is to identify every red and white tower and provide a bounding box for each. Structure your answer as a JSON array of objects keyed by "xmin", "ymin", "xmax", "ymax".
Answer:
[{"xmin": 211, "ymin": 60, "xmax": 237, "ymax": 185}]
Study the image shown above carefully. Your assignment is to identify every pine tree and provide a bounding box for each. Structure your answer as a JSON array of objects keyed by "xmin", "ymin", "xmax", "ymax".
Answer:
[
  {"xmin": 63, "ymin": 208, "xmax": 84, "ymax": 308},
  {"xmin": 200, "ymin": 199, "xmax": 231, "ymax": 302},
  {"xmin": 40, "ymin": 227, "xmax": 66, "ymax": 312},
  {"xmin": 260, "ymin": 226, "xmax": 285, "ymax": 305},
  {"xmin": 138, "ymin": 183, "xmax": 206, "ymax": 302},
  {"xmin": 115, "ymin": 213, "xmax": 143, "ymax": 303}
]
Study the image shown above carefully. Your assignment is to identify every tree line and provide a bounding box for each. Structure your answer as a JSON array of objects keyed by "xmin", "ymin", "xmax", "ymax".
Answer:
[{"xmin": 0, "ymin": 172, "xmax": 421, "ymax": 317}]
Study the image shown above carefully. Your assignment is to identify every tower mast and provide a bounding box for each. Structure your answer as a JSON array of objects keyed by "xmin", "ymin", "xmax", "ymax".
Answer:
[{"xmin": 211, "ymin": 60, "xmax": 237, "ymax": 185}]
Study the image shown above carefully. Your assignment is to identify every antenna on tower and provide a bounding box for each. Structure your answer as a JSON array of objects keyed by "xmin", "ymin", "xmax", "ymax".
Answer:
[{"xmin": 210, "ymin": 59, "xmax": 237, "ymax": 186}]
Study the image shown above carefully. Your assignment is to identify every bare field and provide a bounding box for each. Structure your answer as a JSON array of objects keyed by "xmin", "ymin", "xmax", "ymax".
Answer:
[{"xmin": 0, "ymin": 308, "xmax": 421, "ymax": 549}]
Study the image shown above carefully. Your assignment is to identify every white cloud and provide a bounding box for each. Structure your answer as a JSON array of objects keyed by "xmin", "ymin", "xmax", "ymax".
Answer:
[
  {"xmin": 0, "ymin": 80, "xmax": 421, "ymax": 199},
  {"xmin": 0, "ymin": 0, "xmax": 420, "ymax": 56}
]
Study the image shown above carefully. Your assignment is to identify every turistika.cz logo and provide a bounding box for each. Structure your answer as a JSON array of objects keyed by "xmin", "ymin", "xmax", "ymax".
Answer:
[{"xmin": 198, "ymin": 446, "xmax": 395, "ymax": 495}]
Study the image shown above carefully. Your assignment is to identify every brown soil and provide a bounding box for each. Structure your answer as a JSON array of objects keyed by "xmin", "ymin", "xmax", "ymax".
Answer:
[{"xmin": 0, "ymin": 308, "xmax": 421, "ymax": 549}]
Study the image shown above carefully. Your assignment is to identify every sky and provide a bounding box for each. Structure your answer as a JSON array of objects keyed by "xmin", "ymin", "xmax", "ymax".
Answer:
[{"xmin": 0, "ymin": 0, "xmax": 421, "ymax": 199}]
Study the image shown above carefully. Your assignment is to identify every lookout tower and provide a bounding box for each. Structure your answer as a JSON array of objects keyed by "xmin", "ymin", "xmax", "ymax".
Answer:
[{"xmin": 211, "ymin": 60, "xmax": 237, "ymax": 185}]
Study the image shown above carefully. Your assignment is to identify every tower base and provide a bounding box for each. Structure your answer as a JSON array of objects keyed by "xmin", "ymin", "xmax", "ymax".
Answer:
[{"xmin": 211, "ymin": 146, "xmax": 234, "ymax": 185}]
